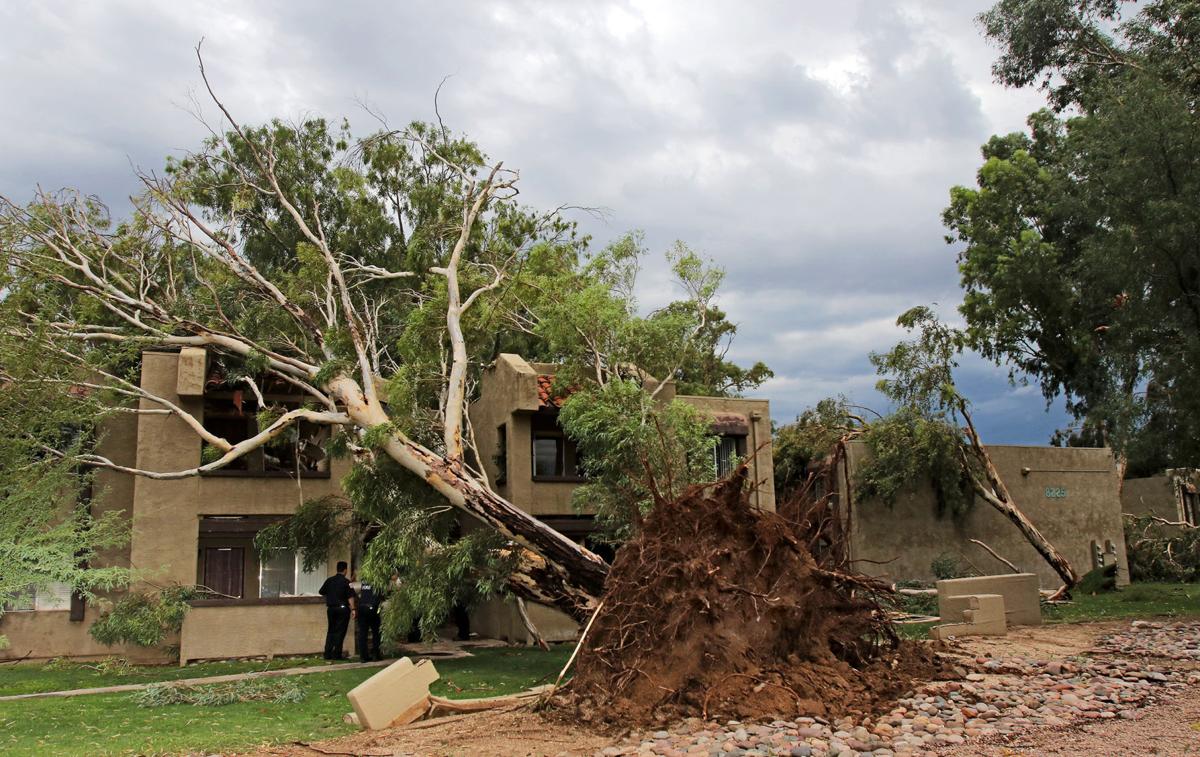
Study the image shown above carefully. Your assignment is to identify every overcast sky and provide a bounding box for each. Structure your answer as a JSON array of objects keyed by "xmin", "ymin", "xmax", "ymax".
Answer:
[{"xmin": 0, "ymin": 1, "xmax": 1069, "ymax": 442}]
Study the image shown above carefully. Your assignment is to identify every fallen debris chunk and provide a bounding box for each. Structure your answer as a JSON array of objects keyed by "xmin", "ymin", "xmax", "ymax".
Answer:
[{"xmin": 347, "ymin": 657, "xmax": 439, "ymax": 730}]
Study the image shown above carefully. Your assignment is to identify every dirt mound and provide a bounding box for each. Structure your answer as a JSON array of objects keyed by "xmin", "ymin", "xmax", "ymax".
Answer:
[{"xmin": 562, "ymin": 473, "xmax": 942, "ymax": 725}]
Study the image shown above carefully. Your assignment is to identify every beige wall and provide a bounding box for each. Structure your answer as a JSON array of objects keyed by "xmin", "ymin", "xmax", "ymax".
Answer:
[
  {"xmin": 0, "ymin": 391, "xmax": 143, "ymax": 662},
  {"xmin": 179, "ymin": 601, "xmax": 327, "ymax": 664},
  {"xmin": 1121, "ymin": 475, "xmax": 1179, "ymax": 521},
  {"xmin": 4, "ymin": 349, "xmax": 350, "ymax": 662},
  {"xmin": 676, "ymin": 394, "xmax": 775, "ymax": 512},
  {"xmin": 469, "ymin": 354, "xmax": 776, "ymax": 515},
  {"xmin": 130, "ymin": 351, "xmax": 349, "ymax": 588},
  {"xmin": 0, "ymin": 606, "xmax": 170, "ymax": 663},
  {"xmin": 471, "ymin": 597, "xmax": 580, "ymax": 644},
  {"xmin": 843, "ymin": 443, "xmax": 1127, "ymax": 587}
]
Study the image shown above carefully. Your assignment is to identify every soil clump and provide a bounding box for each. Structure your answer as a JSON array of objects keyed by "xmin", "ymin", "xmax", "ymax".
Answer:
[{"xmin": 561, "ymin": 472, "xmax": 944, "ymax": 725}]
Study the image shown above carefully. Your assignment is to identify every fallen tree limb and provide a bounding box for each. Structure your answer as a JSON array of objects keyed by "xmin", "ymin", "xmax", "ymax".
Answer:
[
  {"xmin": 426, "ymin": 685, "xmax": 552, "ymax": 718},
  {"xmin": 515, "ymin": 596, "xmax": 550, "ymax": 651},
  {"xmin": 968, "ymin": 538, "xmax": 1021, "ymax": 573},
  {"xmin": 549, "ymin": 599, "xmax": 604, "ymax": 695}
]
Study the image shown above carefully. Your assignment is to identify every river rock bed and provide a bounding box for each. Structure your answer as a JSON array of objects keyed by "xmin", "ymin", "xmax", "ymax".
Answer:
[{"xmin": 598, "ymin": 621, "xmax": 1200, "ymax": 757}]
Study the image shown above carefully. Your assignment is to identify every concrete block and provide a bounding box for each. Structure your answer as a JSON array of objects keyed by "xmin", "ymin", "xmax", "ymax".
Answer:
[
  {"xmin": 937, "ymin": 573, "xmax": 1041, "ymax": 626},
  {"xmin": 176, "ymin": 347, "xmax": 208, "ymax": 397},
  {"xmin": 347, "ymin": 657, "xmax": 439, "ymax": 730},
  {"xmin": 931, "ymin": 593, "xmax": 1007, "ymax": 640}
]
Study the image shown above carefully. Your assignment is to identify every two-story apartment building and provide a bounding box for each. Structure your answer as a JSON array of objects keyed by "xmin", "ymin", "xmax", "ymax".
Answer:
[{"xmin": 0, "ymin": 350, "xmax": 774, "ymax": 662}]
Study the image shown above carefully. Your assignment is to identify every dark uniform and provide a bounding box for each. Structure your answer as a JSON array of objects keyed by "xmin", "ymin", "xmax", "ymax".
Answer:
[
  {"xmin": 318, "ymin": 572, "xmax": 356, "ymax": 660},
  {"xmin": 354, "ymin": 580, "xmax": 383, "ymax": 662}
]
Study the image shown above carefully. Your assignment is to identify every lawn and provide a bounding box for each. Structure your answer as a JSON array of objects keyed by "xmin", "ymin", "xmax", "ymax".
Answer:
[
  {"xmin": 0, "ymin": 655, "xmax": 331, "ymax": 698},
  {"xmin": 0, "ymin": 646, "xmax": 572, "ymax": 756},
  {"xmin": 895, "ymin": 581, "xmax": 1200, "ymax": 640},
  {"xmin": 1041, "ymin": 581, "xmax": 1200, "ymax": 624}
]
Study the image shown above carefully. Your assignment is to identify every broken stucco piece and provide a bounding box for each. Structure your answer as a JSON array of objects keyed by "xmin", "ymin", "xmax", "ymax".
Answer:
[
  {"xmin": 930, "ymin": 593, "xmax": 1007, "ymax": 640},
  {"xmin": 937, "ymin": 573, "xmax": 1041, "ymax": 627},
  {"xmin": 347, "ymin": 657, "xmax": 440, "ymax": 730},
  {"xmin": 176, "ymin": 347, "xmax": 207, "ymax": 397}
]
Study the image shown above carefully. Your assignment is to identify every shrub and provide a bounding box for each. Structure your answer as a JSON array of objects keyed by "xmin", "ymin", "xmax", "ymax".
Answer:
[{"xmin": 1124, "ymin": 516, "xmax": 1200, "ymax": 583}]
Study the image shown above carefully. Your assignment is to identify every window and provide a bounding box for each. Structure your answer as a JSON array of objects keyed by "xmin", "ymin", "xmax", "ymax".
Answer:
[
  {"xmin": 3, "ymin": 582, "xmax": 72, "ymax": 612},
  {"xmin": 530, "ymin": 412, "xmax": 585, "ymax": 481},
  {"xmin": 258, "ymin": 550, "xmax": 324, "ymax": 599},
  {"xmin": 714, "ymin": 435, "xmax": 746, "ymax": 478},
  {"xmin": 533, "ymin": 436, "xmax": 562, "ymax": 477},
  {"xmin": 201, "ymin": 395, "xmax": 330, "ymax": 476},
  {"xmin": 494, "ymin": 424, "xmax": 508, "ymax": 485},
  {"xmin": 1183, "ymin": 490, "xmax": 1198, "ymax": 527}
]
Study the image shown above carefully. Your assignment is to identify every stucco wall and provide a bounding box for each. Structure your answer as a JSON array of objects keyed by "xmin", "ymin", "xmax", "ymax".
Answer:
[
  {"xmin": 1122, "ymin": 475, "xmax": 1182, "ymax": 521},
  {"xmin": 0, "ymin": 605, "xmax": 170, "ymax": 663},
  {"xmin": 677, "ymin": 394, "xmax": 775, "ymax": 512},
  {"xmin": 843, "ymin": 443, "xmax": 1127, "ymax": 587},
  {"xmin": 0, "ymin": 394, "xmax": 142, "ymax": 662},
  {"xmin": 179, "ymin": 600, "xmax": 327, "ymax": 664},
  {"xmin": 130, "ymin": 351, "xmax": 349, "ymax": 588},
  {"xmin": 471, "ymin": 596, "xmax": 580, "ymax": 644}
]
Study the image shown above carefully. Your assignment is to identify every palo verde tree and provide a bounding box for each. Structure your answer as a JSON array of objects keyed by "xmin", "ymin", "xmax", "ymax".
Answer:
[
  {"xmin": 870, "ymin": 306, "xmax": 1080, "ymax": 591},
  {"xmin": 947, "ymin": 0, "xmax": 1200, "ymax": 476}
]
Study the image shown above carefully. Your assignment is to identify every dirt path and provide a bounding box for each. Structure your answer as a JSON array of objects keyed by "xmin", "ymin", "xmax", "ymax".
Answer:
[
  {"xmin": 945, "ymin": 684, "xmax": 1200, "ymax": 755},
  {"xmin": 250, "ymin": 620, "xmax": 1200, "ymax": 757},
  {"xmin": 256, "ymin": 706, "xmax": 611, "ymax": 757}
]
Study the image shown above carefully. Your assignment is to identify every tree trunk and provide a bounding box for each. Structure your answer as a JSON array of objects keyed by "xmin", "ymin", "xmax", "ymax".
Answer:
[
  {"xmin": 960, "ymin": 402, "xmax": 1080, "ymax": 589},
  {"xmin": 332, "ymin": 378, "xmax": 608, "ymax": 621}
]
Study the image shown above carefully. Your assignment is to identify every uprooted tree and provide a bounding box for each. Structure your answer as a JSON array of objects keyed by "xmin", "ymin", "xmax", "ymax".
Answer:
[
  {"xmin": 0, "ymin": 51, "xmax": 776, "ymax": 626},
  {"xmin": 869, "ymin": 306, "xmax": 1080, "ymax": 591},
  {"xmin": 775, "ymin": 307, "xmax": 1081, "ymax": 593}
]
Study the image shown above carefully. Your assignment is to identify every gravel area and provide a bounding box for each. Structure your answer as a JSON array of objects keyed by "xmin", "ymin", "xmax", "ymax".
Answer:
[{"xmin": 601, "ymin": 620, "xmax": 1200, "ymax": 756}]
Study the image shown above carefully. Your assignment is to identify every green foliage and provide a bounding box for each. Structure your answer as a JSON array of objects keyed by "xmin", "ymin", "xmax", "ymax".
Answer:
[
  {"xmin": 254, "ymin": 496, "xmax": 357, "ymax": 573},
  {"xmin": 341, "ymin": 460, "xmax": 516, "ymax": 642},
  {"xmin": 132, "ymin": 677, "xmax": 305, "ymax": 708},
  {"xmin": 772, "ymin": 396, "xmax": 863, "ymax": 495},
  {"xmin": 1077, "ymin": 563, "xmax": 1119, "ymax": 594},
  {"xmin": 930, "ymin": 553, "xmax": 974, "ymax": 581},
  {"xmin": 856, "ymin": 408, "xmax": 975, "ymax": 518},
  {"xmin": 0, "ymin": 322, "xmax": 131, "ymax": 648},
  {"xmin": 89, "ymin": 586, "xmax": 199, "ymax": 648},
  {"xmin": 1124, "ymin": 516, "xmax": 1200, "ymax": 582},
  {"xmin": 953, "ymin": 0, "xmax": 1200, "ymax": 472},
  {"xmin": 558, "ymin": 379, "xmax": 716, "ymax": 542}
]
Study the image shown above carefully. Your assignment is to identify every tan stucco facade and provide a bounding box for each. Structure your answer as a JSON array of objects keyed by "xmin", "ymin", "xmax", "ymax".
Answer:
[
  {"xmin": 1, "ymin": 350, "xmax": 349, "ymax": 663},
  {"xmin": 841, "ymin": 443, "xmax": 1128, "ymax": 587},
  {"xmin": 2, "ymin": 349, "xmax": 775, "ymax": 659},
  {"xmin": 178, "ymin": 600, "xmax": 328, "ymax": 664}
]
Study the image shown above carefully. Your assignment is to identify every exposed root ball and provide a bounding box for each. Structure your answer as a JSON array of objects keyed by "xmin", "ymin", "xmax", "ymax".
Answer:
[{"xmin": 562, "ymin": 474, "xmax": 940, "ymax": 725}]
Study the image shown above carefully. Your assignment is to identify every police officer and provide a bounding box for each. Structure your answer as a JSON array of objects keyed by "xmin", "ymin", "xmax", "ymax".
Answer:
[
  {"xmin": 354, "ymin": 575, "xmax": 383, "ymax": 662},
  {"xmin": 318, "ymin": 561, "xmax": 356, "ymax": 660}
]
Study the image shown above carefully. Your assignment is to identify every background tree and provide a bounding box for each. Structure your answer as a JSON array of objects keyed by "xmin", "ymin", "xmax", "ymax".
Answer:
[{"xmin": 950, "ymin": 0, "xmax": 1200, "ymax": 476}]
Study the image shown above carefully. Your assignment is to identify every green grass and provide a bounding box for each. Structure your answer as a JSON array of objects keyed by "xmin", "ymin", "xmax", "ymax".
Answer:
[
  {"xmin": 0, "ymin": 646, "xmax": 572, "ymax": 756},
  {"xmin": 895, "ymin": 581, "xmax": 1200, "ymax": 640},
  {"xmin": 0, "ymin": 655, "xmax": 330, "ymax": 698},
  {"xmin": 1042, "ymin": 581, "xmax": 1200, "ymax": 624}
]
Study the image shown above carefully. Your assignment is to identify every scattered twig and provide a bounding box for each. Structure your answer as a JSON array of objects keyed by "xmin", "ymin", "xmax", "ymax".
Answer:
[{"xmin": 968, "ymin": 538, "xmax": 1021, "ymax": 573}]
